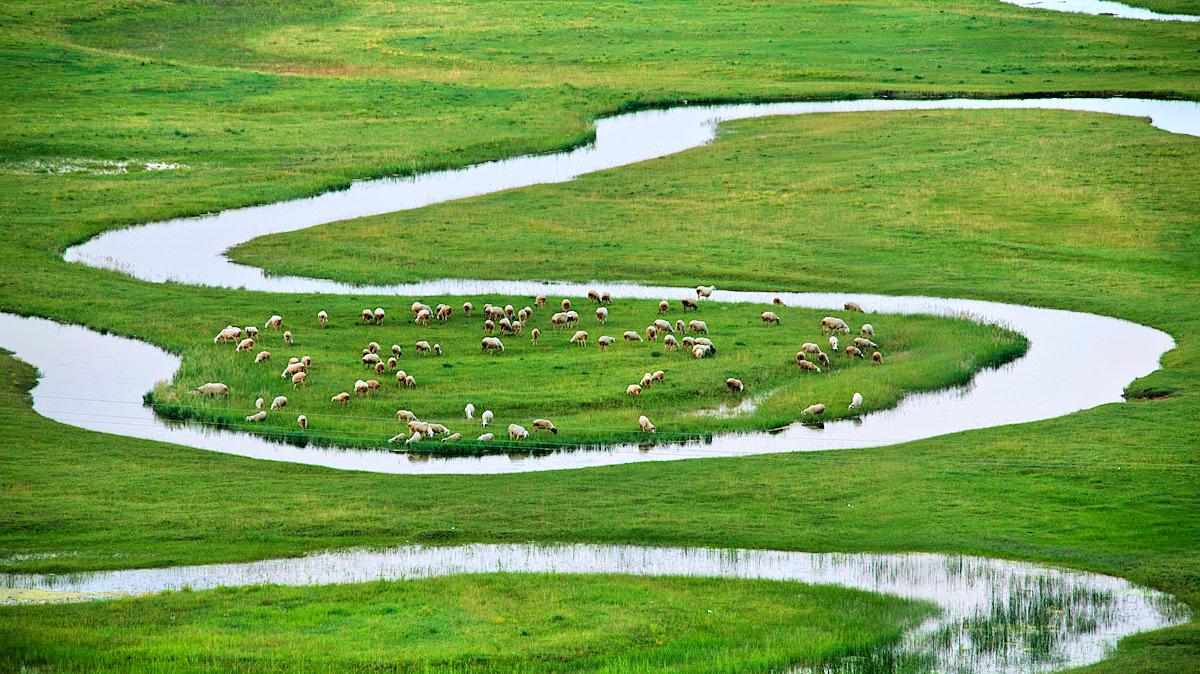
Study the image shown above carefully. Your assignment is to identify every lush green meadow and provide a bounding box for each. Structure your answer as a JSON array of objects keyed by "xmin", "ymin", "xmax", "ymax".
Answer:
[{"xmin": 1, "ymin": 1, "xmax": 1199, "ymax": 673}]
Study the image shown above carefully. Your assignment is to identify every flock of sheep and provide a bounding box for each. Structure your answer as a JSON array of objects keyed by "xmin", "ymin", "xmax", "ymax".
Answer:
[{"xmin": 195, "ymin": 286, "xmax": 884, "ymax": 447}]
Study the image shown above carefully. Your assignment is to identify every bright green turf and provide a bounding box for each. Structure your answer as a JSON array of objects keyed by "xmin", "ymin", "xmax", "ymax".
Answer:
[
  {"xmin": 1, "ymin": 1, "xmax": 1199, "ymax": 673},
  {"xmin": 0, "ymin": 574, "xmax": 932, "ymax": 674},
  {"xmin": 151, "ymin": 300, "xmax": 1022, "ymax": 451}
]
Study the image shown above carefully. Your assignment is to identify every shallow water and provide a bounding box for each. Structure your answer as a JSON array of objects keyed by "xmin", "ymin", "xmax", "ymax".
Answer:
[
  {"xmin": 1000, "ymin": 0, "xmax": 1199, "ymax": 20},
  {"xmin": 1, "ymin": 543, "xmax": 1187, "ymax": 674}
]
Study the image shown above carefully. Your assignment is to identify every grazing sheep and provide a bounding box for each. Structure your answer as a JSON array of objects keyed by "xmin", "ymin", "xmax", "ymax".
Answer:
[
  {"xmin": 265, "ymin": 315, "xmax": 283, "ymax": 331},
  {"xmin": 433, "ymin": 344, "xmax": 443, "ymax": 357},
  {"xmin": 861, "ymin": 323, "xmax": 875, "ymax": 337},
  {"xmin": 559, "ymin": 299, "xmax": 571, "ymax": 312},
  {"xmin": 849, "ymin": 392, "xmax": 863, "ymax": 410},
  {"xmin": 773, "ymin": 297, "xmax": 784, "ymax": 306},
  {"xmin": 532, "ymin": 419, "xmax": 558, "ymax": 434},
  {"xmin": 570, "ymin": 330, "xmax": 589, "ymax": 346},
  {"xmin": 797, "ymin": 359, "xmax": 821, "ymax": 372},
  {"xmin": 796, "ymin": 351, "xmax": 807, "ymax": 363},
  {"xmin": 627, "ymin": 384, "xmax": 642, "ymax": 396},
  {"xmin": 587, "ymin": 289, "xmax": 600, "ymax": 303},
  {"xmin": 298, "ymin": 415, "xmax": 308, "ymax": 430},
  {"xmin": 638, "ymin": 415, "xmax": 656, "ymax": 433},
  {"xmin": 726, "ymin": 378, "xmax": 744, "ymax": 392},
  {"xmin": 391, "ymin": 344, "xmax": 402, "ymax": 358},
  {"xmin": 245, "ymin": 326, "xmax": 259, "ymax": 339},
  {"xmin": 317, "ymin": 310, "xmax": 328, "ymax": 327},
  {"xmin": 600, "ymin": 291, "xmax": 612, "ymax": 305},
  {"xmin": 406, "ymin": 431, "xmax": 424, "ymax": 445},
  {"xmin": 845, "ymin": 301, "xmax": 864, "ymax": 313},
  {"xmin": 681, "ymin": 298, "xmax": 698, "ymax": 311},
  {"xmin": 802, "ymin": 342, "xmax": 821, "ymax": 354},
  {"xmin": 270, "ymin": 395, "xmax": 288, "ymax": 411},
  {"xmin": 478, "ymin": 432, "xmax": 495, "ymax": 441},
  {"xmin": 518, "ymin": 308, "xmax": 530, "ymax": 322},
  {"xmin": 652, "ymin": 319, "xmax": 671, "ymax": 334},
  {"xmin": 411, "ymin": 301, "xmax": 431, "ymax": 317},
  {"xmin": 283, "ymin": 330, "xmax": 293, "ymax": 346},
  {"xmin": 659, "ymin": 300, "xmax": 670, "ymax": 314},
  {"xmin": 596, "ymin": 307, "xmax": 608, "ymax": 324},
  {"xmin": 195, "ymin": 382, "xmax": 229, "ymax": 396},
  {"xmin": 481, "ymin": 337, "xmax": 505, "ymax": 353},
  {"xmin": 531, "ymin": 328, "xmax": 541, "ymax": 345},
  {"xmin": 292, "ymin": 371, "xmax": 307, "ymax": 387},
  {"xmin": 301, "ymin": 356, "xmax": 312, "ymax": 368},
  {"xmin": 640, "ymin": 372, "xmax": 653, "ymax": 388},
  {"xmin": 872, "ymin": 351, "xmax": 883, "ymax": 364},
  {"xmin": 463, "ymin": 302, "xmax": 473, "ymax": 317},
  {"xmin": 645, "ymin": 325, "xmax": 658, "ymax": 342},
  {"xmin": 361, "ymin": 309, "xmax": 373, "ymax": 323},
  {"xmin": 387, "ymin": 432, "xmax": 406, "ymax": 444},
  {"xmin": 235, "ymin": 337, "xmax": 255, "ymax": 352},
  {"xmin": 696, "ymin": 285, "xmax": 715, "ymax": 299},
  {"xmin": 246, "ymin": 411, "xmax": 267, "ymax": 422},
  {"xmin": 653, "ymin": 370, "xmax": 665, "ymax": 383},
  {"xmin": 213, "ymin": 326, "xmax": 242, "ymax": 344},
  {"xmin": 387, "ymin": 357, "xmax": 398, "ymax": 371},
  {"xmin": 845, "ymin": 346, "xmax": 863, "ymax": 358},
  {"xmin": 331, "ymin": 392, "xmax": 350, "ymax": 404},
  {"xmin": 598, "ymin": 335, "xmax": 615, "ymax": 350},
  {"xmin": 354, "ymin": 380, "xmax": 370, "ymax": 395},
  {"xmin": 374, "ymin": 308, "xmax": 386, "ymax": 325},
  {"xmin": 761, "ymin": 311, "xmax": 781, "ymax": 325},
  {"xmin": 255, "ymin": 397, "xmax": 265, "ymax": 410},
  {"xmin": 565, "ymin": 310, "xmax": 579, "ymax": 324},
  {"xmin": 504, "ymin": 305, "xmax": 515, "ymax": 318},
  {"xmin": 854, "ymin": 337, "xmax": 878, "ymax": 349},
  {"xmin": 408, "ymin": 420, "xmax": 432, "ymax": 436},
  {"xmin": 675, "ymin": 319, "xmax": 686, "ymax": 334},
  {"xmin": 663, "ymin": 334, "xmax": 678, "ymax": 350},
  {"xmin": 623, "ymin": 330, "xmax": 642, "ymax": 342},
  {"xmin": 822, "ymin": 317, "xmax": 851, "ymax": 334},
  {"xmin": 508, "ymin": 424, "xmax": 529, "ymax": 440},
  {"xmin": 682, "ymin": 336, "xmax": 695, "ymax": 348},
  {"xmin": 688, "ymin": 320, "xmax": 708, "ymax": 334},
  {"xmin": 255, "ymin": 350, "xmax": 271, "ymax": 363},
  {"xmin": 443, "ymin": 433, "xmax": 462, "ymax": 442},
  {"xmin": 695, "ymin": 337, "xmax": 714, "ymax": 348},
  {"xmin": 416, "ymin": 340, "xmax": 433, "ymax": 355},
  {"xmin": 396, "ymin": 409, "xmax": 416, "ymax": 421},
  {"xmin": 550, "ymin": 313, "xmax": 566, "ymax": 329},
  {"xmin": 482, "ymin": 410, "xmax": 493, "ymax": 427},
  {"xmin": 361, "ymin": 353, "xmax": 381, "ymax": 367},
  {"xmin": 465, "ymin": 403, "xmax": 475, "ymax": 420},
  {"xmin": 404, "ymin": 375, "xmax": 415, "ymax": 388},
  {"xmin": 817, "ymin": 351, "xmax": 830, "ymax": 367},
  {"xmin": 829, "ymin": 336, "xmax": 839, "ymax": 352},
  {"xmin": 366, "ymin": 379, "xmax": 381, "ymax": 392},
  {"xmin": 414, "ymin": 309, "xmax": 431, "ymax": 326},
  {"xmin": 802, "ymin": 403, "xmax": 826, "ymax": 416},
  {"xmin": 427, "ymin": 423, "xmax": 449, "ymax": 436},
  {"xmin": 484, "ymin": 319, "xmax": 496, "ymax": 334},
  {"xmin": 375, "ymin": 361, "xmax": 386, "ymax": 375},
  {"xmin": 692, "ymin": 344, "xmax": 713, "ymax": 359},
  {"xmin": 437, "ymin": 305, "xmax": 452, "ymax": 321},
  {"xmin": 535, "ymin": 294, "xmax": 547, "ymax": 308},
  {"xmin": 498, "ymin": 317, "xmax": 513, "ymax": 334},
  {"xmin": 368, "ymin": 342, "xmax": 380, "ymax": 354},
  {"xmin": 395, "ymin": 370, "xmax": 407, "ymax": 386}
]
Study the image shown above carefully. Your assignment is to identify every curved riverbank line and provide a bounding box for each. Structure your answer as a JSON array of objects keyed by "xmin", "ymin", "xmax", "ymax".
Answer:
[
  {"xmin": 1000, "ymin": 0, "xmax": 1199, "ymax": 20},
  {"xmin": 1, "ymin": 543, "xmax": 1188, "ymax": 673}
]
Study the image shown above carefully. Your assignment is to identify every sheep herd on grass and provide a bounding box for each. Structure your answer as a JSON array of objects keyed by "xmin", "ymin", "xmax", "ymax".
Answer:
[{"xmin": 196, "ymin": 289, "xmax": 884, "ymax": 447}]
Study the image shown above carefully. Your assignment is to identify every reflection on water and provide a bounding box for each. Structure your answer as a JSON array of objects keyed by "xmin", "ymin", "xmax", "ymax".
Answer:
[
  {"xmin": 1, "ymin": 544, "xmax": 1187, "ymax": 674},
  {"xmin": 1000, "ymin": 0, "xmax": 1199, "ymax": 20}
]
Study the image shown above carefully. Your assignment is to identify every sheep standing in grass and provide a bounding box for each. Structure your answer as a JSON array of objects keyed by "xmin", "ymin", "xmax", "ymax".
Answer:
[
  {"xmin": 427, "ymin": 423, "xmax": 450, "ymax": 436},
  {"xmin": 298, "ymin": 415, "xmax": 308, "ymax": 430},
  {"xmin": 845, "ymin": 301, "xmax": 864, "ymax": 313},
  {"xmin": 331, "ymin": 392, "xmax": 350, "ymax": 404},
  {"xmin": 395, "ymin": 370, "xmax": 407, "ymax": 386},
  {"xmin": 371, "ymin": 308, "xmax": 385, "ymax": 325},
  {"xmin": 802, "ymin": 343, "xmax": 820, "ymax": 354},
  {"xmin": 845, "ymin": 346, "xmax": 863, "ymax": 359},
  {"xmin": 415, "ymin": 309, "xmax": 431, "ymax": 326},
  {"xmin": 645, "ymin": 325, "xmax": 658, "ymax": 342},
  {"xmin": 195, "ymin": 382, "xmax": 229, "ymax": 396},
  {"xmin": 505, "ymin": 305, "xmax": 515, "ymax": 318},
  {"xmin": 396, "ymin": 409, "xmax": 416, "ymax": 421},
  {"xmin": 532, "ymin": 419, "xmax": 558, "ymax": 435},
  {"xmin": 368, "ymin": 342, "xmax": 380, "ymax": 354},
  {"xmin": 570, "ymin": 330, "xmax": 589, "ymax": 346},
  {"xmin": 627, "ymin": 384, "xmax": 642, "ymax": 396},
  {"xmin": 531, "ymin": 328, "xmax": 541, "ymax": 345},
  {"xmin": 760, "ymin": 311, "xmax": 781, "ymax": 325},
  {"xmin": 292, "ymin": 371, "xmax": 307, "ymax": 388},
  {"xmin": 283, "ymin": 330, "xmax": 293, "ymax": 346},
  {"xmin": 482, "ymin": 337, "xmax": 505, "ymax": 353},
  {"xmin": 872, "ymin": 351, "xmax": 883, "ymax": 364},
  {"xmin": 391, "ymin": 344, "xmax": 402, "ymax": 358},
  {"xmin": 659, "ymin": 300, "xmax": 670, "ymax": 315},
  {"xmin": 236, "ymin": 337, "xmax": 256, "ymax": 352},
  {"xmin": 638, "ymin": 415, "xmax": 656, "ymax": 433},
  {"xmin": 550, "ymin": 313, "xmax": 566, "ymax": 330},
  {"xmin": 653, "ymin": 319, "xmax": 672, "ymax": 334},
  {"xmin": 535, "ymin": 294, "xmax": 547, "ymax": 308},
  {"xmin": 361, "ymin": 353, "xmax": 381, "ymax": 368},
  {"xmin": 600, "ymin": 291, "xmax": 612, "ymax": 305},
  {"xmin": 854, "ymin": 337, "xmax": 878, "ymax": 350},
  {"xmin": 463, "ymin": 302, "xmax": 473, "ymax": 317},
  {"xmin": 270, "ymin": 395, "xmax": 288, "ymax": 411},
  {"xmin": 245, "ymin": 326, "xmax": 259, "ymax": 339},
  {"xmin": 829, "ymin": 336, "xmax": 839, "ymax": 353},
  {"xmin": 375, "ymin": 362, "xmax": 386, "ymax": 375},
  {"xmin": 587, "ymin": 289, "xmax": 600, "ymax": 303},
  {"xmin": 773, "ymin": 297, "xmax": 784, "ymax": 306},
  {"xmin": 849, "ymin": 392, "xmax": 863, "ymax": 410},
  {"xmin": 482, "ymin": 410, "xmax": 493, "ymax": 428},
  {"xmin": 802, "ymin": 403, "xmax": 826, "ymax": 416},
  {"xmin": 246, "ymin": 411, "xmax": 267, "ymax": 422},
  {"xmin": 696, "ymin": 285, "xmax": 715, "ymax": 299},
  {"xmin": 640, "ymin": 372, "xmax": 654, "ymax": 389},
  {"xmin": 443, "ymin": 433, "xmax": 462, "ymax": 442},
  {"xmin": 255, "ymin": 397, "xmax": 265, "ymax": 410},
  {"xmin": 437, "ymin": 305, "xmax": 452, "ymax": 321},
  {"xmin": 821, "ymin": 317, "xmax": 850, "ymax": 334},
  {"xmin": 692, "ymin": 344, "xmax": 713, "ymax": 359},
  {"xmin": 433, "ymin": 344, "xmax": 443, "ymax": 356},
  {"xmin": 598, "ymin": 335, "xmax": 615, "ymax": 350},
  {"xmin": 406, "ymin": 431, "xmax": 424, "ymax": 445},
  {"xmin": 623, "ymin": 331, "xmax": 642, "ymax": 342},
  {"xmin": 817, "ymin": 351, "xmax": 830, "ymax": 367},
  {"xmin": 726, "ymin": 378, "xmax": 744, "ymax": 392},
  {"xmin": 265, "ymin": 315, "xmax": 283, "ymax": 331},
  {"xmin": 361, "ymin": 309, "xmax": 373, "ymax": 324},
  {"xmin": 688, "ymin": 320, "xmax": 708, "ymax": 334},
  {"xmin": 404, "ymin": 374, "xmax": 416, "ymax": 388},
  {"xmin": 317, "ymin": 310, "xmax": 328, "ymax": 327},
  {"xmin": 561, "ymin": 299, "xmax": 571, "ymax": 312},
  {"xmin": 653, "ymin": 370, "xmax": 665, "ymax": 383},
  {"xmin": 681, "ymin": 298, "xmax": 698, "ymax": 311},
  {"xmin": 354, "ymin": 380, "xmax": 369, "ymax": 396},
  {"xmin": 387, "ymin": 357, "xmax": 398, "ymax": 371},
  {"xmin": 411, "ymin": 302, "xmax": 431, "ymax": 318},
  {"xmin": 596, "ymin": 307, "xmax": 608, "ymax": 324},
  {"xmin": 465, "ymin": 403, "xmax": 476, "ymax": 420},
  {"xmin": 366, "ymin": 379, "xmax": 381, "ymax": 392},
  {"xmin": 301, "ymin": 356, "xmax": 312, "ymax": 368},
  {"xmin": 485, "ymin": 319, "xmax": 496, "ymax": 334},
  {"xmin": 861, "ymin": 323, "xmax": 875, "ymax": 336},
  {"xmin": 663, "ymin": 334, "xmax": 678, "ymax": 351},
  {"xmin": 255, "ymin": 350, "xmax": 271, "ymax": 364},
  {"xmin": 797, "ymin": 359, "xmax": 821, "ymax": 372},
  {"xmin": 508, "ymin": 424, "xmax": 529, "ymax": 440},
  {"xmin": 213, "ymin": 326, "xmax": 242, "ymax": 344},
  {"xmin": 478, "ymin": 432, "xmax": 495, "ymax": 442},
  {"xmin": 416, "ymin": 340, "xmax": 433, "ymax": 355}
]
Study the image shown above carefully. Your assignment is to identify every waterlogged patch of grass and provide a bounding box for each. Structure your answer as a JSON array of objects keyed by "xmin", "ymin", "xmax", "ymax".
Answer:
[
  {"xmin": 149, "ymin": 298, "xmax": 1023, "ymax": 452},
  {"xmin": 0, "ymin": 574, "xmax": 933, "ymax": 674}
]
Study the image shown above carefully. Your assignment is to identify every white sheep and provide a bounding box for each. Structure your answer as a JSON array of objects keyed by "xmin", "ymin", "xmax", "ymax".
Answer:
[
  {"xmin": 640, "ymin": 372, "xmax": 653, "ymax": 388},
  {"xmin": 598, "ymin": 335, "xmax": 615, "ymax": 350},
  {"xmin": 600, "ymin": 291, "xmax": 611, "ymax": 305},
  {"xmin": 821, "ymin": 317, "xmax": 850, "ymax": 334},
  {"xmin": 270, "ymin": 395, "xmax": 288, "ymax": 411},
  {"xmin": 653, "ymin": 370, "xmax": 665, "ymax": 383},
  {"xmin": 802, "ymin": 403, "xmax": 826, "ymax": 416},
  {"xmin": 406, "ymin": 431, "xmax": 424, "ymax": 445},
  {"xmin": 645, "ymin": 325, "xmax": 658, "ymax": 342},
  {"xmin": 235, "ymin": 337, "xmax": 255, "ymax": 352},
  {"xmin": 354, "ymin": 380, "xmax": 369, "ymax": 395},
  {"xmin": 443, "ymin": 433, "xmax": 462, "ymax": 442},
  {"xmin": 478, "ymin": 432, "xmax": 495, "ymax": 441},
  {"xmin": 361, "ymin": 309, "xmax": 373, "ymax": 323},
  {"xmin": 849, "ymin": 392, "xmax": 863, "ymax": 410},
  {"xmin": 570, "ymin": 330, "xmax": 589, "ymax": 346},
  {"xmin": 414, "ymin": 309, "xmax": 431, "ymax": 326},
  {"xmin": 872, "ymin": 351, "xmax": 883, "ymax": 364},
  {"xmin": 194, "ymin": 382, "xmax": 229, "ymax": 396},
  {"xmin": 726, "ymin": 378, "xmax": 744, "ymax": 392},
  {"xmin": 508, "ymin": 424, "xmax": 529, "ymax": 440},
  {"xmin": 853, "ymin": 337, "xmax": 878, "ymax": 350},
  {"xmin": 291, "ymin": 371, "xmax": 307, "ymax": 387},
  {"xmin": 481, "ymin": 337, "xmax": 505, "ymax": 353},
  {"xmin": 696, "ymin": 285, "xmax": 715, "ymax": 298},
  {"xmin": 465, "ymin": 403, "xmax": 476, "ymax": 420},
  {"xmin": 463, "ymin": 302, "xmax": 474, "ymax": 317},
  {"xmin": 595, "ymin": 307, "xmax": 608, "ymax": 324},
  {"xmin": 255, "ymin": 397, "xmax": 264, "ymax": 410},
  {"xmin": 246, "ymin": 411, "xmax": 267, "ymax": 422},
  {"xmin": 317, "ymin": 310, "xmax": 328, "ymax": 327},
  {"xmin": 403, "ymin": 375, "xmax": 415, "ymax": 389},
  {"xmin": 331, "ymin": 392, "xmax": 350, "ymax": 404},
  {"xmin": 681, "ymin": 298, "xmax": 699, "ymax": 311},
  {"xmin": 797, "ymin": 359, "xmax": 821, "ymax": 372},
  {"xmin": 531, "ymin": 328, "xmax": 541, "ymax": 345},
  {"xmin": 481, "ymin": 410, "xmax": 493, "ymax": 427},
  {"xmin": 845, "ymin": 301, "xmax": 864, "ymax": 313},
  {"xmin": 658, "ymin": 300, "xmax": 670, "ymax": 314},
  {"xmin": 265, "ymin": 315, "xmax": 283, "ymax": 331},
  {"xmin": 283, "ymin": 330, "xmax": 293, "ymax": 346},
  {"xmin": 760, "ymin": 311, "xmax": 781, "ymax": 325},
  {"xmin": 861, "ymin": 323, "xmax": 875, "ymax": 337},
  {"xmin": 623, "ymin": 330, "xmax": 642, "ymax": 342},
  {"xmin": 638, "ymin": 415, "xmax": 656, "ymax": 433},
  {"xmin": 627, "ymin": 384, "xmax": 642, "ymax": 396},
  {"xmin": 587, "ymin": 289, "xmax": 601, "ymax": 303},
  {"xmin": 802, "ymin": 342, "xmax": 821, "ymax": 354},
  {"xmin": 688, "ymin": 320, "xmax": 708, "ymax": 334},
  {"xmin": 245, "ymin": 326, "xmax": 259, "ymax": 339},
  {"xmin": 663, "ymin": 334, "xmax": 678, "ymax": 350},
  {"xmin": 845, "ymin": 346, "xmax": 863, "ymax": 359},
  {"xmin": 213, "ymin": 326, "xmax": 242, "ymax": 344},
  {"xmin": 416, "ymin": 340, "xmax": 433, "ymax": 355},
  {"xmin": 532, "ymin": 419, "xmax": 558, "ymax": 435},
  {"xmin": 301, "ymin": 356, "xmax": 312, "ymax": 368},
  {"xmin": 535, "ymin": 294, "xmax": 547, "ymax": 308},
  {"xmin": 396, "ymin": 409, "xmax": 416, "ymax": 421},
  {"xmin": 298, "ymin": 415, "xmax": 308, "ymax": 430},
  {"xmin": 829, "ymin": 336, "xmax": 839, "ymax": 352},
  {"xmin": 255, "ymin": 350, "xmax": 271, "ymax": 363}
]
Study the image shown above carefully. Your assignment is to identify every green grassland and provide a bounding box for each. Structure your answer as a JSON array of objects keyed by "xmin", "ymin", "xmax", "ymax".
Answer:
[
  {"xmin": 0, "ymin": 574, "xmax": 932, "ymax": 674},
  {"xmin": 1, "ymin": 1, "xmax": 1199, "ymax": 673},
  {"xmin": 150, "ymin": 299, "xmax": 1022, "ymax": 451}
]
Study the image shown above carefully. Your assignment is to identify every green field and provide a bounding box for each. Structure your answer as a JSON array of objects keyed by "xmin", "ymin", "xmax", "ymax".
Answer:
[{"xmin": 1, "ymin": 1, "xmax": 1199, "ymax": 672}]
